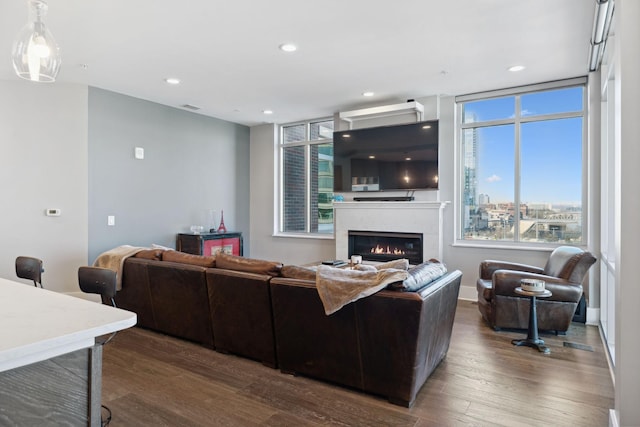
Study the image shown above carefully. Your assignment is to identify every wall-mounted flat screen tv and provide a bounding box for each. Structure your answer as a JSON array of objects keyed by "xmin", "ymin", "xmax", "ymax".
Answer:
[{"xmin": 333, "ymin": 120, "xmax": 439, "ymax": 192}]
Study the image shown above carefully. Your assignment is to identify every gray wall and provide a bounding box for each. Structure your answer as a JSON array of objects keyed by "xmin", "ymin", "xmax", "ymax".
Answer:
[
  {"xmin": 0, "ymin": 80, "xmax": 88, "ymax": 293},
  {"xmin": 88, "ymin": 88, "xmax": 250, "ymax": 263}
]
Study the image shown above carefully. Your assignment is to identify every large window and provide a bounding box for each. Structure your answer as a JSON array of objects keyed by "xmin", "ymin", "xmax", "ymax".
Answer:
[
  {"xmin": 457, "ymin": 79, "xmax": 586, "ymax": 245},
  {"xmin": 279, "ymin": 119, "xmax": 334, "ymax": 235}
]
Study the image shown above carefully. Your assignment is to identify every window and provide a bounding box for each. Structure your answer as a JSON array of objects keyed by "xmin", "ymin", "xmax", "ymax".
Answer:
[
  {"xmin": 457, "ymin": 79, "xmax": 586, "ymax": 245},
  {"xmin": 279, "ymin": 119, "xmax": 334, "ymax": 235}
]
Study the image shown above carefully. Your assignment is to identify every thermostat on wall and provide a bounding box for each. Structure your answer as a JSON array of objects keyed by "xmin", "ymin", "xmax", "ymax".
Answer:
[{"xmin": 45, "ymin": 208, "xmax": 61, "ymax": 216}]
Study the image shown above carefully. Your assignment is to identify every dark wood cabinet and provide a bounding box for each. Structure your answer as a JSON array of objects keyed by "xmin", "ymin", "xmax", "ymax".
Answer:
[{"xmin": 176, "ymin": 232, "xmax": 243, "ymax": 256}]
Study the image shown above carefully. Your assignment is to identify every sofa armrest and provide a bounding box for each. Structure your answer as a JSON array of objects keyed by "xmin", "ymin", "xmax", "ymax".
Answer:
[
  {"xmin": 356, "ymin": 270, "xmax": 462, "ymax": 407},
  {"xmin": 479, "ymin": 260, "xmax": 543, "ymax": 280},
  {"xmin": 492, "ymin": 270, "xmax": 583, "ymax": 303}
]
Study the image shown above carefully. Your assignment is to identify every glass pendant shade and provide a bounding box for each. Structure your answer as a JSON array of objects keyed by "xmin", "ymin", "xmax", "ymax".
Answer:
[{"xmin": 11, "ymin": 0, "xmax": 61, "ymax": 83}]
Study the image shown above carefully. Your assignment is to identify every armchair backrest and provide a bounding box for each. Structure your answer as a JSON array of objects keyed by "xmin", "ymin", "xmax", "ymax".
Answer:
[{"xmin": 543, "ymin": 246, "xmax": 596, "ymax": 283}]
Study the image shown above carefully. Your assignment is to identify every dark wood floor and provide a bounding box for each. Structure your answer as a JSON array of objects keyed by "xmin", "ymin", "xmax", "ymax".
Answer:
[{"xmin": 102, "ymin": 300, "xmax": 614, "ymax": 426}]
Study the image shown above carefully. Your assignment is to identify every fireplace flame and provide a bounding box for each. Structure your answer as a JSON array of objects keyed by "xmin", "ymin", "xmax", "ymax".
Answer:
[{"xmin": 370, "ymin": 245, "xmax": 405, "ymax": 255}]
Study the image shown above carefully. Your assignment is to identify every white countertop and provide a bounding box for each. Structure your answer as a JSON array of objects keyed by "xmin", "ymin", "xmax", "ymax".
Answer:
[{"xmin": 0, "ymin": 277, "xmax": 137, "ymax": 372}]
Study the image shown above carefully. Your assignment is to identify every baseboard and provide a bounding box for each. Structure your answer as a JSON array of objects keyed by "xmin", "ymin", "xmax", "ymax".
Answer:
[
  {"xmin": 586, "ymin": 307, "xmax": 600, "ymax": 326},
  {"xmin": 609, "ymin": 409, "xmax": 619, "ymax": 427},
  {"xmin": 458, "ymin": 285, "xmax": 476, "ymax": 301}
]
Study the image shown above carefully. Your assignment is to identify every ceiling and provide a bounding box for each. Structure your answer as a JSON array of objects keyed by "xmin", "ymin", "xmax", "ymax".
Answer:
[{"xmin": 0, "ymin": 0, "xmax": 595, "ymax": 126}]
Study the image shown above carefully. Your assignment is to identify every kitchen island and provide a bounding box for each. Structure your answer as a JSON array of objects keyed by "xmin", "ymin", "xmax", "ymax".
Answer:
[{"xmin": 0, "ymin": 277, "xmax": 136, "ymax": 426}]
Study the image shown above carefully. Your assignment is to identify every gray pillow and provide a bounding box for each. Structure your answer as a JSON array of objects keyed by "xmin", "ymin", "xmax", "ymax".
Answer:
[{"xmin": 389, "ymin": 259, "xmax": 447, "ymax": 292}]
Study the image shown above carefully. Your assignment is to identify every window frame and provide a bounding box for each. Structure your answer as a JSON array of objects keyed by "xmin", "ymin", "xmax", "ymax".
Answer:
[
  {"xmin": 276, "ymin": 118, "xmax": 335, "ymax": 239},
  {"xmin": 454, "ymin": 77, "xmax": 589, "ymax": 249}
]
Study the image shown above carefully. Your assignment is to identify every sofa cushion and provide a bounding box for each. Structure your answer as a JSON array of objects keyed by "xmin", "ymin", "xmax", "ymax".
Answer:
[
  {"xmin": 215, "ymin": 252, "xmax": 283, "ymax": 277},
  {"xmin": 162, "ymin": 250, "xmax": 216, "ymax": 268},
  {"xmin": 389, "ymin": 259, "xmax": 447, "ymax": 292},
  {"xmin": 134, "ymin": 248, "xmax": 165, "ymax": 260},
  {"xmin": 281, "ymin": 265, "xmax": 317, "ymax": 280}
]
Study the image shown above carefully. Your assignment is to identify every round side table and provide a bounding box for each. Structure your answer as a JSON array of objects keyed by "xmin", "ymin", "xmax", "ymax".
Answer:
[{"xmin": 511, "ymin": 287, "xmax": 553, "ymax": 354}]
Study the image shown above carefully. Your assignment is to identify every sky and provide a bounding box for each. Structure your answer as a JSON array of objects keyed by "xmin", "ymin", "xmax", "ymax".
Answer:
[{"xmin": 464, "ymin": 87, "xmax": 583, "ymax": 206}]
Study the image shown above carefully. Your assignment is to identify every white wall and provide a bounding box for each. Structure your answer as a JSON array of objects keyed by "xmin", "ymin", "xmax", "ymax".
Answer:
[
  {"xmin": 249, "ymin": 123, "xmax": 335, "ymax": 263},
  {"xmin": 0, "ymin": 80, "xmax": 88, "ymax": 293},
  {"xmin": 248, "ymin": 94, "xmax": 552, "ymax": 295},
  {"xmin": 614, "ymin": 1, "xmax": 640, "ymax": 425}
]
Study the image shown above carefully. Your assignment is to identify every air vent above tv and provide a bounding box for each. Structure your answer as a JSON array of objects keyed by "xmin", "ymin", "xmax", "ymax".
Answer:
[{"xmin": 339, "ymin": 101, "xmax": 424, "ymax": 123}]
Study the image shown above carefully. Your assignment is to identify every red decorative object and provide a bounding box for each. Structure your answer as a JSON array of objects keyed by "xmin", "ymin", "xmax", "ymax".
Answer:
[{"xmin": 217, "ymin": 210, "xmax": 227, "ymax": 233}]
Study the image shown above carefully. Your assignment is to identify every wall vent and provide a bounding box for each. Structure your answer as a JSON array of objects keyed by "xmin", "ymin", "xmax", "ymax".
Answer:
[{"xmin": 181, "ymin": 104, "xmax": 201, "ymax": 111}]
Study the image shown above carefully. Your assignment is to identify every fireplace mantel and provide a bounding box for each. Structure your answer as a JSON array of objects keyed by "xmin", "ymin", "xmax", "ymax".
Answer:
[{"xmin": 334, "ymin": 201, "xmax": 449, "ymax": 263}]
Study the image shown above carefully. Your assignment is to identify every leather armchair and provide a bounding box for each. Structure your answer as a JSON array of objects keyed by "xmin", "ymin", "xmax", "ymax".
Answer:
[{"xmin": 477, "ymin": 246, "xmax": 596, "ymax": 333}]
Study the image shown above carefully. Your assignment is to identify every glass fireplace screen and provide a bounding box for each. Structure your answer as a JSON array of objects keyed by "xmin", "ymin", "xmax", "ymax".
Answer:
[{"xmin": 348, "ymin": 230, "xmax": 423, "ymax": 265}]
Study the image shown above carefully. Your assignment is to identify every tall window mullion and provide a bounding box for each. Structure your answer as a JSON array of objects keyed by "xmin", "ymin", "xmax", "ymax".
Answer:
[{"xmin": 514, "ymin": 94, "xmax": 522, "ymax": 240}]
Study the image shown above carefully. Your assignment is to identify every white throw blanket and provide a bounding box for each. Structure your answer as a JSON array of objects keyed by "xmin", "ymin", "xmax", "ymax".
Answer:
[
  {"xmin": 92, "ymin": 245, "xmax": 146, "ymax": 290},
  {"xmin": 316, "ymin": 265, "xmax": 408, "ymax": 315}
]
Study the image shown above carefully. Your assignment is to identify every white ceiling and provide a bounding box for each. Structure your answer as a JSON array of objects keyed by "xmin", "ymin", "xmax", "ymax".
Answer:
[{"xmin": 0, "ymin": 0, "xmax": 594, "ymax": 126}]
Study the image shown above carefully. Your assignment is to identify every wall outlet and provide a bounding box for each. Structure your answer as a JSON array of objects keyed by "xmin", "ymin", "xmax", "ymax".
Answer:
[{"xmin": 107, "ymin": 215, "xmax": 115, "ymax": 226}]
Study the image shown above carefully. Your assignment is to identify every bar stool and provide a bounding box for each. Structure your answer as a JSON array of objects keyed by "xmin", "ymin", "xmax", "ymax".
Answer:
[
  {"xmin": 15, "ymin": 256, "xmax": 44, "ymax": 288},
  {"xmin": 78, "ymin": 266, "xmax": 118, "ymax": 426}
]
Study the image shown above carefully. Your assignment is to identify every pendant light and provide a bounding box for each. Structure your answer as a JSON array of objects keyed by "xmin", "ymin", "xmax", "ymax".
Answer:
[{"xmin": 11, "ymin": 0, "xmax": 61, "ymax": 83}]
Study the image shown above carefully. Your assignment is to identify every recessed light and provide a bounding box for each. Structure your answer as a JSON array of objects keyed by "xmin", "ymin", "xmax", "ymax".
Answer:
[
  {"xmin": 263, "ymin": 109, "xmax": 273, "ymax": 115},
  {"xmin": 368, "ymin": 155, "xmax": 375, "ymax": 159},
  {"xmin": 422, "ymin": 125, "xmax": 431, "ymax": 129},
  {"xmin": 279, "ymin": 43, "xmax": 297, "ymax": 52},
  {"xmin": 362, "ymin": 91, "xmax": 374, "ymax": 97},
  {"xmin": 405, "ymin": 157, "xmax": 412, "ymax": 161},
  {"xmin": 342, "ymin": 134, "xmax": 351, "ymax": 138},
  {"xmin": 508, "ymin": 65, "xmax": 525, "ymax": 72},
  {"xmin": 164, "ymin": 77, "xmax": 181, "ymax": 85}
]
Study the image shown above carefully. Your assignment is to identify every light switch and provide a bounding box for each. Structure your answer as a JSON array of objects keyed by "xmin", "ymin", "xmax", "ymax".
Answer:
[
  {"xmin": 134, "ymin": 147, "xmax": 144, "ymax": 159},
  {"xmin": 45, "ymin": 208, "xmax": 61, "ymax": 216},
  {"xmin": 107, "ymin": 215, "xmax": 115, "ymax": 226}
]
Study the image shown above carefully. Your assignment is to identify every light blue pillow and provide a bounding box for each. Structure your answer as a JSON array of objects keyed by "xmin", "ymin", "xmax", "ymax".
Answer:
[{"xmin": 389, "ymin": 259, "xmax": 447, "ymax": 292}]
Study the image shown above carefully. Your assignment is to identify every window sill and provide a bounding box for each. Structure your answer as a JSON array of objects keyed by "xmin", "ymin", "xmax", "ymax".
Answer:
[
  {"xmin": 452, "ymin": 240, "xmax": 587, "ymax": 252},
  {"xmin": 273, "ymin": 232, "xmax": 335, "ymax": 240}
]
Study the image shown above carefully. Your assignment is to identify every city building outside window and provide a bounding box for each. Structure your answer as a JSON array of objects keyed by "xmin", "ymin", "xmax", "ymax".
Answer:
[
  {"xmin": 457, "ymin": 78, "xmax": 586, "ymax": 245},
  {"xmin": 279, "ymin": 119, "xmax": 334, "ymax": 235}
]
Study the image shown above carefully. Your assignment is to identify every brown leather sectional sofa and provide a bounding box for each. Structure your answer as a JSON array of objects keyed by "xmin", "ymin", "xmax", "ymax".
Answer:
[{"xmin": 113, "ymin": 250, "xmax": 463, "ymax": 407}]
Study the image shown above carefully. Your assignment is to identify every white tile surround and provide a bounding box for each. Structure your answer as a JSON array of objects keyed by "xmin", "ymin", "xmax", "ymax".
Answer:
[{"xmin": 334, "ymin": 201, "xmax": 449, "ymax": 263}]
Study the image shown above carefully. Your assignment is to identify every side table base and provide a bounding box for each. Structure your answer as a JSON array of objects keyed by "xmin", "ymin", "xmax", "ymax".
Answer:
[{"xmin": 512, "ymin": 338, "xmax": 550, "ymax": 354}]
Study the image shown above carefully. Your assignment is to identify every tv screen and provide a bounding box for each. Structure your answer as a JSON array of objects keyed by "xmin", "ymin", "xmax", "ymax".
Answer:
[{"xmin": 333, "ymin": 120, "xmax": 439, "ymax": 192}]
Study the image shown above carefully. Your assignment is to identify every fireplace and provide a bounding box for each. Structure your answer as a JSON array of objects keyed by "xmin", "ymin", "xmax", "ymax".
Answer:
[{"xmin": 348, "ymin": 230, "xmax": 423, "ymax": 265}]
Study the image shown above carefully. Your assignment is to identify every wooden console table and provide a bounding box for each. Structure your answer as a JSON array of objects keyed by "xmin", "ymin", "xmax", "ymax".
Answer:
[{"xmin": 177, "ymin": 232, "xmax": 243, "ymax": 256}]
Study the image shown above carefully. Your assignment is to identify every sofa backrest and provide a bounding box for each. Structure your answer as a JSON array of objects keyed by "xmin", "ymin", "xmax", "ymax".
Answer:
[
  {"xmin": 543, "ymin": 246, "xmax": 596, "ymax": 283},
  {"xmin": 269, "ymin": 270, "xmax": 462, "ymax": 406},
  {"xmin": 120, "ymin": 256, "xmax": 215, "ymax": 348}
]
